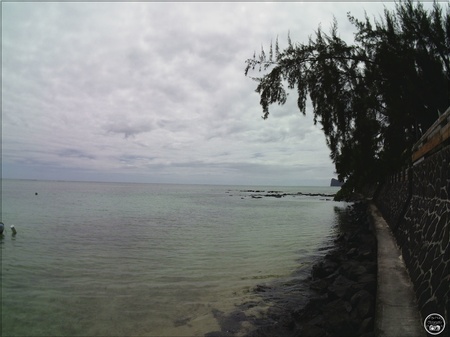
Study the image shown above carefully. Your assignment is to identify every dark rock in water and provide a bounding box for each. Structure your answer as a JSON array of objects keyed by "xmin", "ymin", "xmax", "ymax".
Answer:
[
  {"xmin": 311, "ymin": 260, "xmax": 338, "ymax": 279},
  {"xmin": 322, "ymin": 299, "xmax": 356, "ymax": 335},
  {"xmin": 346, "ymin": 247, "xmax": 358, "ymax": 257},
  {"xmin": 357, "ymin": 273, "xmax": 377, "ymax": 293},
  {"xmin": 357, "ymin": 317, "xmax": 374, "ymax": 335},
  {"xmin": 254, "ymin": 284, "xmax": 271, "ymax": 293},
  {"xmin": 205, "ymin": 331, "xmax": 234, "ymax": 337},
  {"xmin": 238, "ymin": 301, "xmax": 259, "ymax": 311},
  {"xmin": 297, "ymin": 322, "xmax": 327, "ymax": 337},
  {"xmin": 263, "ymin": 193, "xmax": 285, "ymax": 198},
  {"xmin": 328, "ymin": 275, "xmax": 358, "ymax": 299},
  {"xmin": 207, "ymin": 309, "xmax": 248, "ymax": 336},
  {"xmin": 350, "ymin": 290, "xmax": 374, "ymax": 319},
  {"xmin": 173, "ymin": 317, "xmax": 191, "ymax": 327},
  {"xmin": 294, "ymin": 295, "xmax": 328, "ymax": 320},
  {"xmin": 310, "ymin": 279, "xmax": 329, "ymax": 292},
  {"xmin": 342, "ymin": 262, "xmax": 368, "ymax": 281}
]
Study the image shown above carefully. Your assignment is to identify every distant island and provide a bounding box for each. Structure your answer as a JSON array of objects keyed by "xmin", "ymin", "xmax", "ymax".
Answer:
[{"xmin": 330, "ymin": 178, "xmax": 344, "ymax": 187}]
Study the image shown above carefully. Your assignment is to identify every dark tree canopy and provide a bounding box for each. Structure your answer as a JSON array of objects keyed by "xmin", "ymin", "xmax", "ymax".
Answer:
[{"xmin": 245, "ymin": 0, "xmax": 449, "ymax": 191}]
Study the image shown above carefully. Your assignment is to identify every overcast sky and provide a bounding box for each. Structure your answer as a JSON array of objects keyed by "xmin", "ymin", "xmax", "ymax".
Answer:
[{"xmin": 3, "ymin": 2, "xmax": 408, "ymax": 186}]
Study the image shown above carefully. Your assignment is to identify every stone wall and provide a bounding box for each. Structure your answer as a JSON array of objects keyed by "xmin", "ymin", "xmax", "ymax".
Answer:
[
  {"xmin": 375, "ymin": 144, "xmax": 449, "ymax": 325},
  {"xmin": 375, "ymin": 175, "xmax": 410, "ymax": 231}
]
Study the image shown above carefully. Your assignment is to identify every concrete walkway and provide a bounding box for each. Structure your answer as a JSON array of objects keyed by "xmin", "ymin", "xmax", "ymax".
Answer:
[{"xmin": 368, "ymin": 203, "xmax": 425, "ymax": 337}]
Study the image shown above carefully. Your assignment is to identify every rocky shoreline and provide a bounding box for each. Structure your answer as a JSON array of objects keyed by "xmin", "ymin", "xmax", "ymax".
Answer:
[{"xmin": 245, "ymin": 201, "xmax": 378, "ymax": 337}]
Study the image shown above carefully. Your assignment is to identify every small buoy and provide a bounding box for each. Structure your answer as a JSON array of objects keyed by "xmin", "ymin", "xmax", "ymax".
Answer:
[
  {"xmin": 35, "ymin": 192, "xmax": 38, "ymax": 195},
  {"xmin": 11, "ymin": 225, "xmax": 17, "ymax": 235}
]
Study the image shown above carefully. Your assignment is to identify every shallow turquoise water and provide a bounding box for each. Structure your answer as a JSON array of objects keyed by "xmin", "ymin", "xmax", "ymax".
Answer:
[{"xmin": 1, "ymin": 180, "xmax": 344, "ymax": 336}]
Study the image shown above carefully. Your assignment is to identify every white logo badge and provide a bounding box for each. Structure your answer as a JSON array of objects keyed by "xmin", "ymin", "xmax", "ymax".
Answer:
[{"xmin": 424, "ymin": 313, "xmax": 446, "ymax": 335}]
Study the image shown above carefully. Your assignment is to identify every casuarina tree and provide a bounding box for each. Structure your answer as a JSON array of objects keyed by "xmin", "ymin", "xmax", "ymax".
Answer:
[{"xmin": 245, "ymin": 0, "xmax": 449, "ymax": 193}]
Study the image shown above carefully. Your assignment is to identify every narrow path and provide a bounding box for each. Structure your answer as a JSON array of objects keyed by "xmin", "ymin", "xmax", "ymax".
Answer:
[{"xmin": 369, "ymin": 202, "xmax": 425, "ymax": 337}]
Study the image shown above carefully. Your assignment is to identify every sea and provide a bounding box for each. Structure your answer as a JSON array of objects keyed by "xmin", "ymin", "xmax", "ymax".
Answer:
[{"xmin": 1, "ymin": 179, "xmax": 346, "ymax": 336}]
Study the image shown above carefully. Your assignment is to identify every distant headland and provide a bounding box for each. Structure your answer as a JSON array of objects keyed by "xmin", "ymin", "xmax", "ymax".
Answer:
[{"xmin": 330, "ymin": 178, "xmax": 344, "ymax": 187}]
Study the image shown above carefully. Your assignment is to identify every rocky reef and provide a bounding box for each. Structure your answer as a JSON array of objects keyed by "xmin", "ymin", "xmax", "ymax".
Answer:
[{"xmin": 238, "ymin": 190, "xmax": 335, "ymax": 200}]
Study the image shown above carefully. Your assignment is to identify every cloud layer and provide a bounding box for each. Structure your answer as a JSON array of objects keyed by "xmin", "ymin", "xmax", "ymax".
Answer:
[{"xmin": 2, "ymin": 2, "xmax": 399, "ymax": 186}]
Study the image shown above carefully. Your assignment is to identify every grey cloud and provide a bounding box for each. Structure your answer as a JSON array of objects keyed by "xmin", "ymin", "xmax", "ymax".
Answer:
[
  {"xmin": 252, "ymin": 152, "xmax": 264, "ymax": 159},
  {"xmin": 58, "ymin": 149, "xmax": 96, "ymax": 160},
  {"xmin": 3, "ymin": 2, "xmax": 396, "ymax": 185},
  {"xmin": 105, "ymin": 121, "xmax": 155, "ymax": 139},
  {"xmin": 118, "ymin": 155, "xmax": 158, "ymax": 168}
]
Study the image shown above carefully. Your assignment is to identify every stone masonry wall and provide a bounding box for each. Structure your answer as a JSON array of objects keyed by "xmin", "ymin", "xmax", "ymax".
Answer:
[
  {"xmin": 375, "ymin": 144, "xmax": 449, "ymax": 325},
  {"xmin": 375, "ymin": 177, "xmax": 409, "ymax": 231}
]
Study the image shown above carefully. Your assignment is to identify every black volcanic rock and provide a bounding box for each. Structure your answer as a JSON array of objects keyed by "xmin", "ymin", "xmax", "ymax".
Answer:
[{"xmin": 243, "ymin": 202, "xmax": 377, "ymax": 337}]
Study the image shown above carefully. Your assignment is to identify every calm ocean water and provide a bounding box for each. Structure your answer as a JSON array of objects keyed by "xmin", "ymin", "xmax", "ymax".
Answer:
[{"xmin": 1, "ymin": 180, "xmax": 345, "ymax": 336}]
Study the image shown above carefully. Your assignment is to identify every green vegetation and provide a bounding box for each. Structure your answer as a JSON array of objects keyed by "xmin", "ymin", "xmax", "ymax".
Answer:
[{"xmin": 245, "ymin": 0, "xmax": 449, "ymax": 193}]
